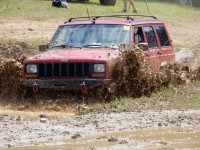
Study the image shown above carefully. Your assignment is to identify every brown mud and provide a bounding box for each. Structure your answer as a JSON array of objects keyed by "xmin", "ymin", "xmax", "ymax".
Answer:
[
  {"xmin": 111, "ymin": 45, "xmax": 200, "ymax": 97},
  {"xmin": 1, "ymin": 42, "xmax": 200, "ymax": 111},
  {"xmin": 0, "ymin": 42, "xmax": 200, "ymax": 149},
  {"xmin": 0, "ymin": 110, "xmax": 200, "ymax": 149},
  {"xmin": 0, "ymin": 18, "xmax": 200, "ymax": 149}
]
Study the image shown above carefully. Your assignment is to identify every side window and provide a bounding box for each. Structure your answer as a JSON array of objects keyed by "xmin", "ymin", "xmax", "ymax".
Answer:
[
  {"xmin": 134, "ymin": 27, "xmax": 144, "ymax": 44},
  {"xmin": 144, "ymin": 26, "xmax": 158, "ymax": 48},
  {"xmin": 155, "ymin": 25, "xmax": 170, "ymax": 47}
]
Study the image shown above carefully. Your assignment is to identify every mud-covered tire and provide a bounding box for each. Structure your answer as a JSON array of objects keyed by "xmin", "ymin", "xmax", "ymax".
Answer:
[{"xmin": 100, "ymin": 0, "xmax": 116, "ymax": 6}]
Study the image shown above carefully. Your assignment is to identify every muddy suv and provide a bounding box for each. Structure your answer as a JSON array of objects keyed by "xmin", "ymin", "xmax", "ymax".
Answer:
[{"xmin": 20, "ymin": 15, "xmax": 175, "ymax": 92}]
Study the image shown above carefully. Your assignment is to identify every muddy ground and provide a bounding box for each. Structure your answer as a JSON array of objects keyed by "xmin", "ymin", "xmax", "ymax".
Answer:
[{"xmin": 0, "ymin": 17, "xmax": 200, "ymax": 149}]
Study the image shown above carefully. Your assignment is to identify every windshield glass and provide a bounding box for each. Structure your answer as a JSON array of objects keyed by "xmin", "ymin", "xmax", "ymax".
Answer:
[{"xmin": 50, "ymin": 24, "xmax": 131, "ymax": 49}]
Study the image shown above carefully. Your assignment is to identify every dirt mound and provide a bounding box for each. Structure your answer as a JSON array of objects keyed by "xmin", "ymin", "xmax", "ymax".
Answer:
[{"xmin": 1, "ymin": 42, "xmax": 200, "ymax": 112}]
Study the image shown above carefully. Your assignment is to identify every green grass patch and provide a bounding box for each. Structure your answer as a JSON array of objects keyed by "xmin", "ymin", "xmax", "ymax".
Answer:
[
  {"xmin": 0, "ymin": 0, "xmax": 199, "ymax": 21},
  {"xmin": 150, "ymin": 87, "xmax": 176, "ymax": 98},
  {"xmin": 189, "ymin": 94, "xmax": 200, "ymax": 104},
  {"xmin": 109, "ymin": 98, "xmax": 121, "ymax": 108},
  {"xmin": 90, "ymin": 103, "xmax": 104, "ymax": 111}
]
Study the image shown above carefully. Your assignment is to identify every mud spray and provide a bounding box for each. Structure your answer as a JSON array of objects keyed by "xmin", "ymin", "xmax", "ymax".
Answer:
[
  {"xmin": 0, "ymin": 42, "xmax": 200, "ymax": 112},
  {"xmin": 111, "ymin": 45, "xmax": 200, "ymax": 97}
]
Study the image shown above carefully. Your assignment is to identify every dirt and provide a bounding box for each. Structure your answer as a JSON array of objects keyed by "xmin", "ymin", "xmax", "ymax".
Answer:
[
  {"xmin": 0, "ymin": 110, "xmax": 200, "ymax": 149},
  {"xmin": 0, "ymin": 17, "xmax": 200, "ymax": 149}
]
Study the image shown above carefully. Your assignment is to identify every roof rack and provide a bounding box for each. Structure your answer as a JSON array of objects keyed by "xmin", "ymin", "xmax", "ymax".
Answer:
[{"xmin": 65, "ymin": 15, "xmax": 157, "ymax": 23}]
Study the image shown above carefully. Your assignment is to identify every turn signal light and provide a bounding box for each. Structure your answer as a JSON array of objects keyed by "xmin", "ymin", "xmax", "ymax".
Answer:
[
  {"xmin": 92, "ymin": 74, "xmax": 105, "ymax": 78},
  {"xmin": 25, "ymin": 74, "xmax": 37, "ymax": 78}
]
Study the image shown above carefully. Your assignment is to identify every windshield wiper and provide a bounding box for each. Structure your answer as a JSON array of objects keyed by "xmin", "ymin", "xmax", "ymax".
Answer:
[
  {"xmin": 83, "ymin": 44, "xmax": 119, "ymax": 49},
  {"xmin": 83, "ymin": 43, "xmax": 102, "ymax": 48},
  {"xmin": 52, "ymin": 45, "xmax": 73, "ymax": 49},
  {"xmin": 102, "ymin": 45, "xmax": 119, "ymax": 49}
]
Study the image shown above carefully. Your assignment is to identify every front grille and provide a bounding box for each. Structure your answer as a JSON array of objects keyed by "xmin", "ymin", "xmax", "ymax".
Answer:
[{"xmin": 38, "ymin": 62, "xmax": 91, "ymax": 78}]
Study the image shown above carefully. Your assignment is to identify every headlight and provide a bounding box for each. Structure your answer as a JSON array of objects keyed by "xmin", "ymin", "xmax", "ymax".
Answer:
[
  {"xmin": 93, "ymin": 64, "xmax": 105, "ymax": 73},
  {"xmin": 26, "ymin": 64, "xmax": 37, "ymax": 73}
]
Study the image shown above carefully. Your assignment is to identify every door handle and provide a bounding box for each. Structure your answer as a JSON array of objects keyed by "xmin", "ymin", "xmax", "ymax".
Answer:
[{"xmin": 157, "ymin": 51, "xmax": 162, "ymax": 55}]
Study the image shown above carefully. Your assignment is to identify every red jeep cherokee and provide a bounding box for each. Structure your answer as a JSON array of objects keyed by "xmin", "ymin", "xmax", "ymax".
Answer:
[{"xmin": 20, "ymin": 15, "xmax": 175, "ymax": 92}]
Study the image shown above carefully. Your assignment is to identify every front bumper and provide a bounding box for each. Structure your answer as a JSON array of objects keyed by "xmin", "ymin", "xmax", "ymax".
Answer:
[{"xmin": 20, "ymin": 78, "xmax": 111, "ymax": 90}]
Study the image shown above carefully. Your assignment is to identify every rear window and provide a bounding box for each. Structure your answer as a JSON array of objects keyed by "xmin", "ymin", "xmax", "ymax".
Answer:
[
  {"xmin": 155, "ymin": 25, "xmax": 170, "ymax": 47},
  {"xmin": 144, "ymin": 26, "xmax": 158, "ymax": 48}
]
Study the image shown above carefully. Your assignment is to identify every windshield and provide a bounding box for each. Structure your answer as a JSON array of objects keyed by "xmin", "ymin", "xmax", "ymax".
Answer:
[{"xmin": 50, "ymin": 24, "xmax": 131, "ymax": 49}]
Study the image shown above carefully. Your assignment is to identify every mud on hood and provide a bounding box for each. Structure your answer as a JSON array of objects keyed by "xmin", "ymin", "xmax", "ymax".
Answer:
[{"xmin": 27, "ymin": 48, "xmax": 120, "ymax": 61}]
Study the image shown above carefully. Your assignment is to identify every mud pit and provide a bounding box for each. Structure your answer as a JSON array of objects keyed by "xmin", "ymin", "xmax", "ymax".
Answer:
[
  {"xmin": 0, "ymin": 110, "xmax": 200, "ymax": 149},
  {"xmin": 1, "ymin": 42, "xmax": 200, "ymax": 111},
  {"xmin": 0, "ymin": 18, "xmax": 200, "ymax": 149},
  {"xmin": 1, "ymin": 42, "xmax": 200, "ymax": 150}
]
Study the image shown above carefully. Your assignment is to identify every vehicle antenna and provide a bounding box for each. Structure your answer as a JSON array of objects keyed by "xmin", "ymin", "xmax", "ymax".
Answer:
[
  {"xmin": 144, "ymin": 0, "xmax": 150, "ymax": 14},
  {"xmin": 85, "ymin": 0, "xmax": 90, "ymax": 20}
]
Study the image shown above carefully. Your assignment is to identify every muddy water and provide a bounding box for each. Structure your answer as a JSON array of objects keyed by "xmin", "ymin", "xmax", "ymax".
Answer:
[
  {"xmin": 1, "ymin": 110, "xmax": 200, "ymax": 150},
  {"xmin": 1, "ymin": 41, "xmax": 200, "ymax": 150},
  {"xmin": 5, "ymin": 126, "xmax": 200, "ymax": 150},
  {"xmin": 0, "ymin": 109, "xmax": 74, "ymax": 118}
]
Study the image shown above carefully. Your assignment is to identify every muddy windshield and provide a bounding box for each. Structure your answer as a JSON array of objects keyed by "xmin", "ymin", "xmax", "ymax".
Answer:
[{"xmin": 50, "ymin": 24, "xmax": 131, "ymax": 49}]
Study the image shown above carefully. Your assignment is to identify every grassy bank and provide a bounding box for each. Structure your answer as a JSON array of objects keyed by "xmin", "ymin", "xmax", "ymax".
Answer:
[
  {"xmin": 88, "ymin": 80, "xmax": 200, "ymax": 113},
  {"xmin": 0, "ymin": 0, "xmax": 199, "ymax": 21},
  {"xmin": 0, "ymin": 0, "xmax": 199, "ymax": 46}
]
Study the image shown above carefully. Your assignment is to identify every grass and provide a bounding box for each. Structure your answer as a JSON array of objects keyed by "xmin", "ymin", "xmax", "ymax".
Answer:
[
  {"xmin": 0, "ymin": 0, "xmax": 199, "ymax": 46},
  {"xmin": 110, "ymin": 98, "xmax": 121, "ymax": 108},
  {"xmin": 150, "ymin": 87, "xmax": 176, "ymax": 98},
  {"xmin": 188, "ymin": 94, "xmax": 200, "ymax": 105},
  {"xmin": 87, "ymin": 80, "xmax": 200, "ymax": 112},
  {"xmin": 0, "ymin": 0, "xmax": 199, "ymax": 21}
]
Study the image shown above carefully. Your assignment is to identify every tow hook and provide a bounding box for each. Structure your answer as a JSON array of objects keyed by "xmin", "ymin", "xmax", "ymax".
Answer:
[
  {"xmin": 32, "ymin": 82, "xmax": 39, "ymax": 93},
  {"xmin": 79, "ymin": 82, "xmax": 87, "ymax": 93}
]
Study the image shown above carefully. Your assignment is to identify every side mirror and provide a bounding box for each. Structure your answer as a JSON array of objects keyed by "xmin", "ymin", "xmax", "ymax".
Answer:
[
  {"xmin": 39, "ymin": 43, "xmax": 49, "ymax": 52},
  {"xmin": 137, "ymin": 43, "xmax": 149, "ymax": 51}
]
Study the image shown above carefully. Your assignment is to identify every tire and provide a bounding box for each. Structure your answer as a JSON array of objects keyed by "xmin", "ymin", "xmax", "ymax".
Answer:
[
  {"xmin": 176, "ymin": 0, "xmax": 189, "ymax": 5},
  {"xmin": 108, "ymin": 0, "xmax": 116, "ymax": 6},
  {"xmin": 100, "ymin": 0, "xmax": 116, "ymax": 6}
]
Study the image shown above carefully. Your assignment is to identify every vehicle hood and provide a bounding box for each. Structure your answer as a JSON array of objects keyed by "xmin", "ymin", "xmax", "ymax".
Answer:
[{"xmin": 27, "ymin": 48, "xmax": 120, "ymax": 61}]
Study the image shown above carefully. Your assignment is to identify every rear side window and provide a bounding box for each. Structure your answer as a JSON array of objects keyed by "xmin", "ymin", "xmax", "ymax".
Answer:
[
  {"xmin": 144, "ymin": 26, "xmax": 158, "ymax": 49},
  {"xmin": 155, "ymin": 25, "xmax": 170, "ymax": 47}
]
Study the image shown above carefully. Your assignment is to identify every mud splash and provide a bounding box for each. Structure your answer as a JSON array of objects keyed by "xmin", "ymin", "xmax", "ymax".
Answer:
[
  {"xmin": 0, "ymin": 42, "xmax": 200, "ymax": 112},
  {"xmin": 0, "ymin": 42, "xmax": 26, "ymax": 99},
  {"xmin": 0, "ymin": 42, "xmax": 41, "ymax": 99},
  {"xmin": 1, "ymin": 42, "xmax": 200, "ymax": 150},
  {"xmin": 110, "ymin": 45, "xmax": 200, "ymax": 97}
]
